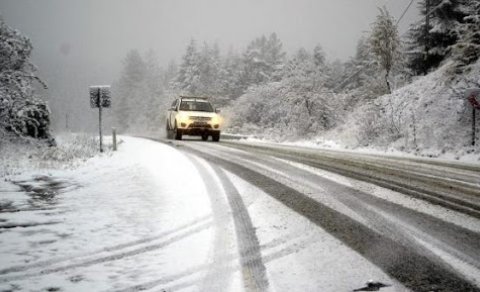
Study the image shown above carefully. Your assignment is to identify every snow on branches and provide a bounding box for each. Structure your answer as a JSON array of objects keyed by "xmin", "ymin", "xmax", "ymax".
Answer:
[{"xmin": 0, "ymin": 17, "xmax": 52, "ymax": 142}]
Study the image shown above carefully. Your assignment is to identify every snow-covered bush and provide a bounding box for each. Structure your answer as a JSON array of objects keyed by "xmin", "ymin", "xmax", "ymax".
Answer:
[
  {"xmin": 0, "ymin": 133, "xmax": 101, "ymax": 177},
  {"xmin": 0, "ymin": 17, "xmax": 52, "ymax": 141}
]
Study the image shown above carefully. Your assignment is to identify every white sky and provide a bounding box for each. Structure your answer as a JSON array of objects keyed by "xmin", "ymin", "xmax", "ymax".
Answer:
[
  {"xmin": 1, "ymin": 0, "xmax": 420, "ymax": 67},
  {"xmin": 0, "ymin": 0, "xmax": 421, "ymax": 131}
]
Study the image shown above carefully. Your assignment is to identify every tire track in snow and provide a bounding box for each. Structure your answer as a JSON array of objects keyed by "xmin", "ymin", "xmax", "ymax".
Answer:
[
  {"xmin": 187, "ymin": 155, "xmax": 237, "ymax": 292},
  {"xmin": 186, "ymin": 151, "xmax": 269, "ymax": 291},
  {"xmin": 112, "ymin": 230, "xmax": 310, "ymax": 292},
  {"xmin": 185, "ymin": 141, "xmax": 480, "ymax": 266},
  {"xmin": 177, "ymin": 143, "xmax": 480, "ymax": 292},
  {"xmin": 0, "ymin": 219, "xmax": 212, "ymax": 282},
  {"xmin": 0, "ymin": 215, "xmax": 211, "ymax": 276},
  {"xmin": 214, "ymin": 167, "xmax": 270, "ymax": 292}
]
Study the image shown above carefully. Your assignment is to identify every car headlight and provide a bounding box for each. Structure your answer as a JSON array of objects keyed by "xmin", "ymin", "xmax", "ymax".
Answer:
[
  {"xmin": 177, "ymin": 113, "xmax": 189, "ymax": 124},
  {"xmin": 211, "ymin": 115, "xmax": 222, "ymax": 126}
]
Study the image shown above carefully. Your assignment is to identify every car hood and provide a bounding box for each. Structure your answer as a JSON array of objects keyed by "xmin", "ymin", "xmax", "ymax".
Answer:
[{"xmin": 181, "ymin": 111, "xmax": 218, "ymax": 118}]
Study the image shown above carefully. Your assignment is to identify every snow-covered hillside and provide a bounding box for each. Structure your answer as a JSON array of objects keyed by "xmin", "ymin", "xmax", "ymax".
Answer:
[{"xmin": 321, "ymin": 59, "xmax": 480, "ymax": 159}]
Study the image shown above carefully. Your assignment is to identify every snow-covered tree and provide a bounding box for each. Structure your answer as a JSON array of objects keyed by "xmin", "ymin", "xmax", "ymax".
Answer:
[
  {"xmin": 112, "ymin": 49, "xmax": 169, "ymax": 133},
  {"xmin": 229, "ymin": 46, "xmax": 343, "ymax": 139},
  {"xmin": 0, "ymin": 17, "xmax": 52, "ymax": 141},
  {"xmin": 406, "ymin": 0, "xmax": 469, "ymax": 75},
  {"xmin": 162, "ymin": 60, "xmax": 178, "ymax": 88},
  {"xmin": 369, "ymin": 7, "xmax": 402, "ymax": 93},
  {"xmin": 114, "ymin": 49, "xmax": 146, "ymax": 131},
  {"xmin": 340, "ymin": 37, "xmax": 389, "ymax": 104},
  {"xmin": 450, "ymin": 1, "xmax": 480, "ymax": 66},
  {"xmin": 197, "ymin": 42, "xmax": 222, "ymax": 96},
  {"xmin": 241, "ymin": 33, "xmax": 286, "ymax": 87},
  {"xmin": 218, "ymin": 49, "xmax": 244, "ymax": 101},
  {"xmin": 175, "ymin": 39, "xmax": 201, "ymax": 95}
]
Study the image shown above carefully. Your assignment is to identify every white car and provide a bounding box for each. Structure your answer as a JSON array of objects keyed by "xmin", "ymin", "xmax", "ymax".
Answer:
[{"xmin": 166, "ymin": 97, "xmax": 222, "ymax": 141}]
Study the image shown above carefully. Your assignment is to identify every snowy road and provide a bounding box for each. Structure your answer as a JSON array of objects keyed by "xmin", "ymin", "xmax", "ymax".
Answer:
[{"xmin": 1, "ymin": 136, "xmax": 480, "ymax": 292}]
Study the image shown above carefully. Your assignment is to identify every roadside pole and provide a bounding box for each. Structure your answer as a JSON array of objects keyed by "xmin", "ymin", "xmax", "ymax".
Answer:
[
  {"xmin": 112, "ymin": 127, "xmax": 117, "ymax": 151},
  {"xmin": 98, "ymin": 87, "xmax": 103, "ymax": 152},
  {"xmin": 473, "ymin": 108, "xmax": 476, "ymax": 147}
]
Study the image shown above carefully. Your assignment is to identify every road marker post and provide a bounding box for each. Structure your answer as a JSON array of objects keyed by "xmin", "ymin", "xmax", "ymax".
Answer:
[
  {"xmin": 112, "ymin": 127, "xmax": 117, "ymax": 151},
  {"xmin": 90, "ymin": 85, "xmax": 111, "ymax": 153},
  {"xmin": 465, "ymin": 88, "xmax": 480, "ymax": 147}
]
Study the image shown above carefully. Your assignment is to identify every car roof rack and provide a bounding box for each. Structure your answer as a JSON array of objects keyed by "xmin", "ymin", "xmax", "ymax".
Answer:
[{"xmin": 180, "ymin": 95, "xmax": 209, "ymax": 100}]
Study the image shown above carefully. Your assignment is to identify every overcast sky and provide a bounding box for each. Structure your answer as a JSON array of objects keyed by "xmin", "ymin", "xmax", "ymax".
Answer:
[
  {"xmin": 1, "ymin": 0, "xmax": 420, "ymax": 70},
  {"xmin": 0, "ymin": 0, "xmax": 420, "ymax": 131}
]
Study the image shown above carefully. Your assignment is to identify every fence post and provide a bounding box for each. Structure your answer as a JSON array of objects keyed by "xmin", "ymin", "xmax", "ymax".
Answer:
[
  {"xmin": 473, "ymin": 108, "xmax": 476, "ymax": 147},
  {"xmin": 112, "ymin": 127, "xmax": 117, "ymax": 151}
]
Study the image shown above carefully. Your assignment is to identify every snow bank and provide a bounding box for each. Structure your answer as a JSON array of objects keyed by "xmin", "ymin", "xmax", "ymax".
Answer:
[
  {"xmin": 0, "ymin": 133, "xmax": 111, "ymax": 178},
  {"xmin": 325, "ymin": 60, "xmax": 480, "ymax": 160},
  {"xmin": 0, "ymin": 137, "xmax": 214, "ymax": 291}
]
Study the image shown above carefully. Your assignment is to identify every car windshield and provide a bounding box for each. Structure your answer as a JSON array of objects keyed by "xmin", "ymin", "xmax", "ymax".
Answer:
[{"xmin": 179, "ymin": 100, "xmax": 214, "ymax": 112}]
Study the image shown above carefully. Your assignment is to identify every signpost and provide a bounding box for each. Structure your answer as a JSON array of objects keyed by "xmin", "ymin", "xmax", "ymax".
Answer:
[
  {"xmin": 90, "ymin": 85, "xmax": 111, "ymax": 152},
  {"xmin": 465, "ymin": 88, "xmax": 480, "ymax": 147}
]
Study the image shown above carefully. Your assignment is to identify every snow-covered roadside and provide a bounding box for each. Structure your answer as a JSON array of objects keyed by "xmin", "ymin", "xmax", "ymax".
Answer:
[
  {"xmin": 226, "ymin": 59, "xmax": 480, "ymax": 163},
  {"xmin": 236, "ymin": 136, "xmax": 480, "ymax": 164},
  {"xmin": 0, "ymin": 134, "xmax": 102, "ymax": 178},
  {"xmin": 0, "ymin": 137, "xmax": 217, "ymax": 291}
]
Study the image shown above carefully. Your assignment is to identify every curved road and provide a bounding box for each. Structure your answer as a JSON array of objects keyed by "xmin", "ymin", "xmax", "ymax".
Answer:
[
  {"xmin": 1, "ymin": 136, "xmax": 480, "ymax": 292},
  {"xmin": 154, "ymin": 137, "xmax": 480, "ymax": 292}
]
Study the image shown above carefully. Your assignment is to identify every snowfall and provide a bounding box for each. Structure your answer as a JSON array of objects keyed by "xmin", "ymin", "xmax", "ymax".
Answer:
[{"xmin": 0, "ymin": 136, "xmax": 421, "ymax": 292}]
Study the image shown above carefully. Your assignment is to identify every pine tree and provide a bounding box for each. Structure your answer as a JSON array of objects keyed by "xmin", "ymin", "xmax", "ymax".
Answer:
[
  {"xmin": 175, "ymin": 39, "xmax": 201, "ymax": 95},
  {"xmin": 340, "ymin": 37, "xmax": 389, "ymax": 103},
  {"xmin": 163, "ymin": 60, "xmax": 178, "ymax": 88},
  {"xmin": 241, "ymin": 33, "xmax": 286, "ymax": 87},
  {"xmin": 219, "ymin": 49, "xmax": 244, "ymax": 101},
  {"xmin": 0, "ymin": 17, "xmax": 52, "ymax": 141},
  {"xmin": 114, "ymin": 49, "xmax": 147, "ymax": 132},
  {"xmin": 406, "ymin": 0, "xmax": 469, "ymax": 75},
  {"xmin": 143, "ymin": 50, "xmax": 164, "ymax": 132},
  {"xmin": 451, "ymin": 1, "xmax": 480, "ymax": 66},
  {"xmin": 197, "ymin": 42, "xmax": 221, "ymax": 96}
]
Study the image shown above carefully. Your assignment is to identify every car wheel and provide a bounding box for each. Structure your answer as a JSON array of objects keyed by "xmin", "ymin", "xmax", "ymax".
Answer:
[
  {"xmin": 212, "ymin": 132, "xmax": 220, "ymax": 142},
  {"xmin": 201, "ymin": 134, "xmax": 208, "ymax": 141},
  {"xmin": 174, "ymin": 122, "xmax": 182, "ymax": 140}
]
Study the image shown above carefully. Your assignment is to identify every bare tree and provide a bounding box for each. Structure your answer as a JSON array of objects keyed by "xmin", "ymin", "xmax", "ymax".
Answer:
[{"xmin": 369, "ymin": 7, "xmax": 402, "ymax": 93}]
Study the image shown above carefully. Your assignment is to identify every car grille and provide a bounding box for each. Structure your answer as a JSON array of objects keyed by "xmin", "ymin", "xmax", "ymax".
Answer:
[{"xmin": 189, "ymin": 116, "xmax": 211, "ymax": 121}]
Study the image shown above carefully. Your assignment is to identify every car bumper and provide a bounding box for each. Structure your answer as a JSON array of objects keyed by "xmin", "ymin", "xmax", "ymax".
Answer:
[{"xmin": 178, "ymin": 123, "xmax": 220, "ymax": 135}]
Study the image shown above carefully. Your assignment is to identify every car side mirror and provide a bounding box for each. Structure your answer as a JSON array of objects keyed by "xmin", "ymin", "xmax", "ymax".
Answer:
[
  {"xmin": 170, "ymin": 106, "xmax": 177, "ymax": 111},
  {"xmin": 215, "ymin": 108, "xmax": 221, "ymax": 113}
]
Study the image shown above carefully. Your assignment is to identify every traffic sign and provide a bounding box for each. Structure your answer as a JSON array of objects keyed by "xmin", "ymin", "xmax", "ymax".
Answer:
[
  {"xmin": 90, "ymin": 85, "xmax": 111, "ymax": 108},
  {"xmin": 465, "ymin": 88, "xmax": 480, "ymax": 110}
]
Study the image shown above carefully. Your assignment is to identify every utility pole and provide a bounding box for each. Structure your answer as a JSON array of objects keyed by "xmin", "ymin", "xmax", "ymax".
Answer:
[
  {"xmin": 423, "ymin": 0, "xmax": 430, "ymax": 75},
  {"xmin": 65, "ymin": 113, "xmax": 69, "ymax": 131},
  {"xmin": 98, "ymin": 87, "xmax": 103, "ymax": 153}
]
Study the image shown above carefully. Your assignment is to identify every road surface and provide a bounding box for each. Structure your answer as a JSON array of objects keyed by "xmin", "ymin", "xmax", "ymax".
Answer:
[
  {"xmin": 155, "ymin": 136, "xmax": 480, "ymax": 292},
  {"xmin": 1, "ymin": 136, "xmax": 479, "ymax": 292}
]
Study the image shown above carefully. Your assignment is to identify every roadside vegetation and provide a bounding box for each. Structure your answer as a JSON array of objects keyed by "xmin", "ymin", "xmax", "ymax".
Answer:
[
  {"xmin": 2, "ymin": 2, "xmax": 479, "ymax": 158},
  {"xmin": 0, "ymin": 134, "xmax": 103, "ymax": 177},
  {"xmin": 110, "ymin": 1, "xmax": 480, "ymax": 158}
]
